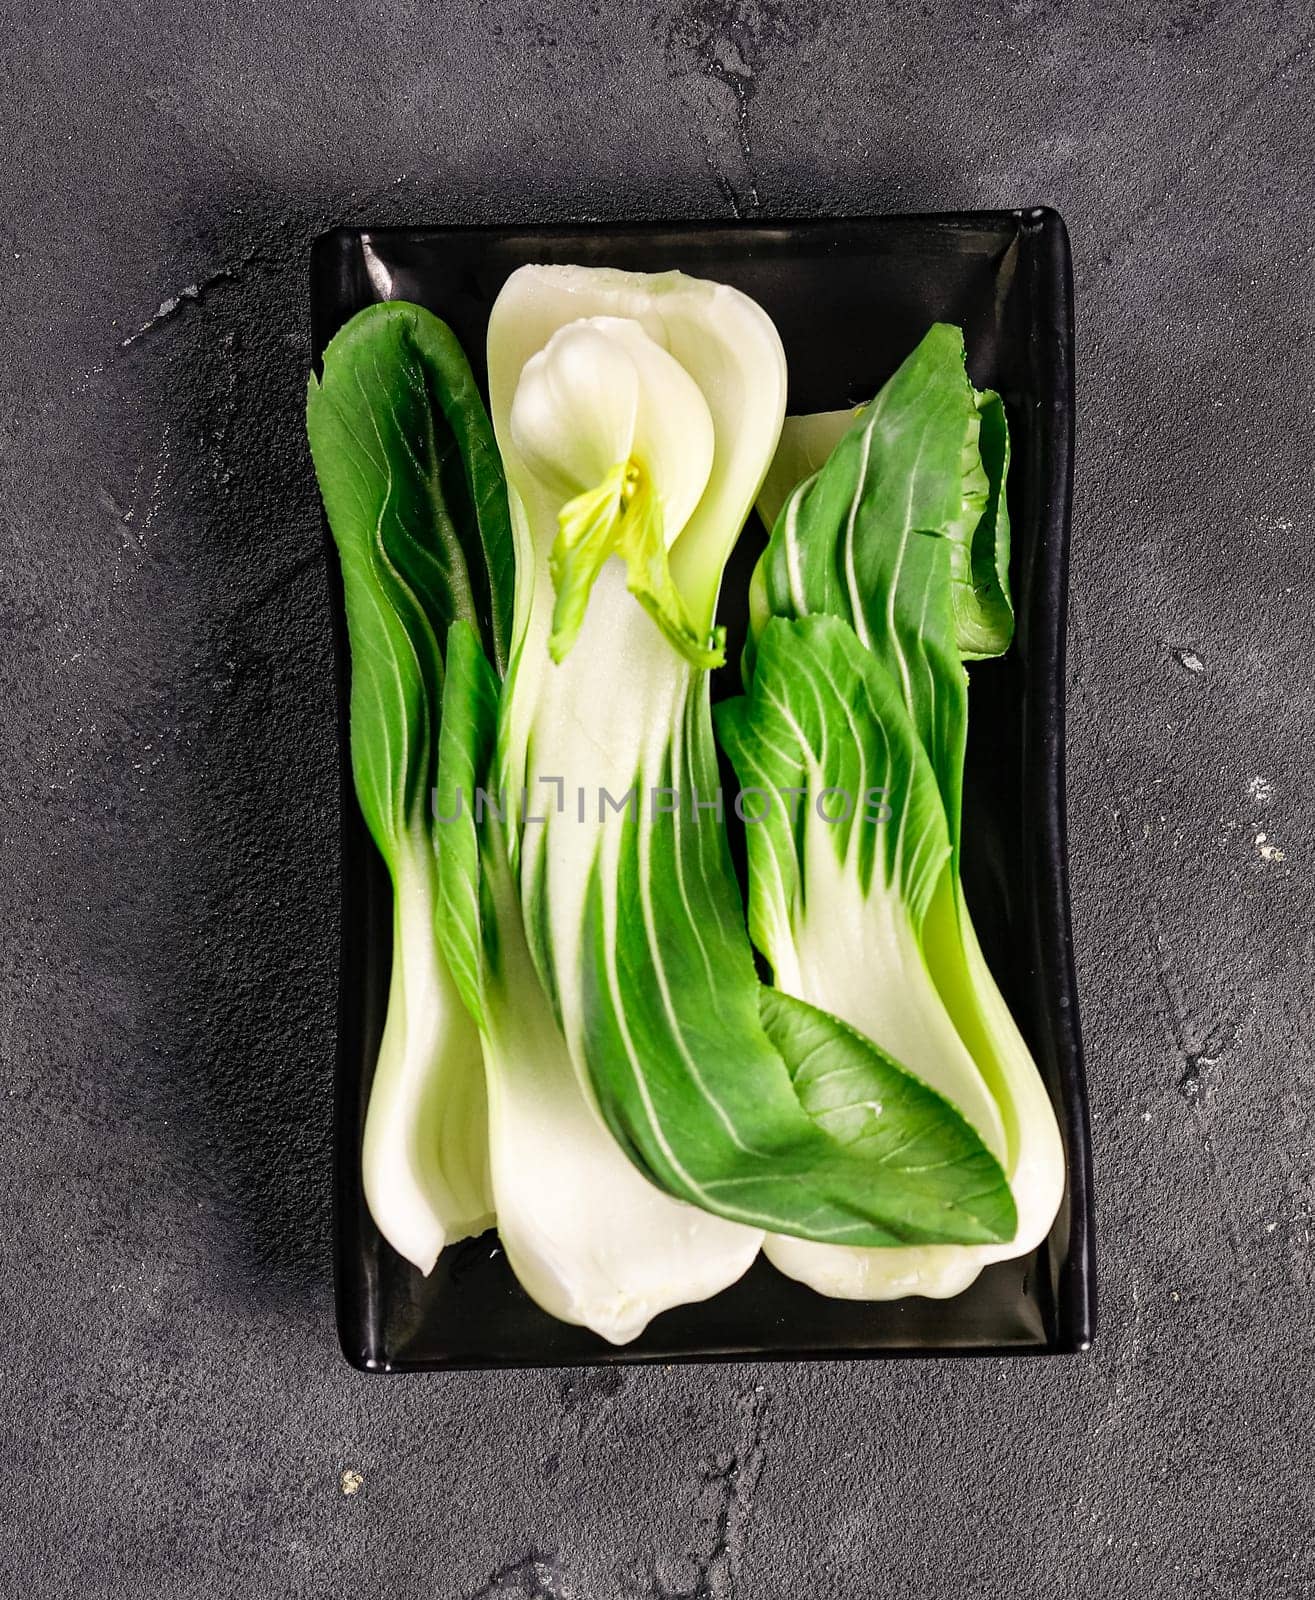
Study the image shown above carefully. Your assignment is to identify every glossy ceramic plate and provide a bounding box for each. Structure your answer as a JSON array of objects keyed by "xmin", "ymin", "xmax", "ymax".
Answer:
[{"xmin": 311, "ymin": 211, "xmax": 1093, "ymax": 1371}]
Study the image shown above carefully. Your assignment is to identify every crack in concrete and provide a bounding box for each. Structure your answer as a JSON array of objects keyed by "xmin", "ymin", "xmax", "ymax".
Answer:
[
  {"xmin": 117, "ymin": 249, "xmax": 268, "ymax": 350},
  {"xmin": 96, "ymin": 421, "xmax": 172, "ymax": 557},
  {"xmin": 652, "ymin": 1385, "xmax": 771, "ymax": 1600},
  {"xmin": 659, "ymin": 2, "xmax": 813, "ymax": 217},
  {"xmin": 558, "ymin": 1365, "xmax": 626, "ymax": 1417},
  {"xmin": 556, "ymin": 1365, "xmax": 628, "ymax": 1444},
  {"xmin": 119, "ymin": 270, "xmax": 235, "ymax": 348},
  {"xmin": 701, "ymin": 142, "xmax": 746, "ymax": 221},
  {"xmin": 702, "ymin": 54, "xmax": 759, "ymax": 215},
  {"xmin": 465, "ymin": 1549, "xmax": 581, "ymax": 1600},
  {"xmin": 1071, "ymin": 612, "xmax": 1251, "ymax": 1268},
  {"xmin": 244, "ymin": 549, "xmax": 321, "ymax": 618}
]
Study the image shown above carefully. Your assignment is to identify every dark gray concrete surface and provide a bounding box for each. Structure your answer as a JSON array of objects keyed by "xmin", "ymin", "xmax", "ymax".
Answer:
[{"xmin": 2, "ymin": 2, "xmax": 1312, "ymax": 1595}]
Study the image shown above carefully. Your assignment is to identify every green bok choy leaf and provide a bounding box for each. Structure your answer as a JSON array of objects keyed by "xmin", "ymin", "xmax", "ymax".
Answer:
[{"xmin": 751, "ymin": 327, "xmax": 1014, "ymax": 665}]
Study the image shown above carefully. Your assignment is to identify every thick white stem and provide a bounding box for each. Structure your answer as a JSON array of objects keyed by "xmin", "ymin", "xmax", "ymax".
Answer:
[
  {"xmin": 361, "ymin": 829, "xmax": 494, "ymax": 1274},
  {"xmin": 766, "ymin": 881, "xmax": 1063, "ymax": 1301},
  {"xmin": 479, "ymin": 857, "xmax": 760, "ymax": 1344}
]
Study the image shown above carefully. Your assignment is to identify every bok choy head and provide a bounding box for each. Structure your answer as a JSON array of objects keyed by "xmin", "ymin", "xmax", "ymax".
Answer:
[
  {"xmin": 306, "ymin": 302, "xmax": 515, "ymax": 1273},
  {"xmin": 725, "ymin": 323, "xmax": 1063, "ymax": 1300}
]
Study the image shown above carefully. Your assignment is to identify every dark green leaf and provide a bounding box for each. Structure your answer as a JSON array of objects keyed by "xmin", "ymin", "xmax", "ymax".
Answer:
[
  {"xmin": 307, "ymin": 301, "xmax": 515, "ymax": 854},
  {"xmin": 760, "ymin": 988, "xmax": 1016, "ymax": 1245},
  {"xmin": 433, "ymin": 620, "xmax": 502, "ymax": 1028}
]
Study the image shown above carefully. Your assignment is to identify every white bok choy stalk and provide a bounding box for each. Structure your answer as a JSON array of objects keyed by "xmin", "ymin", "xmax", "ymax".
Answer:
[
  {"xmin": 722, "ymin": 323, "xmax": 1063, "ymax": 1299},
  {"xmin": 484, "ymin": 266, "xmax": 1017, "ymax": 1260}
]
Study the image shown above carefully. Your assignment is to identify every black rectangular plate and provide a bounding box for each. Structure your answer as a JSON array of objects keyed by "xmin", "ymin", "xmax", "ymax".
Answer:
[{"xmin": 311, "ymin": 211, "xmax": 1093, "ymax": 1372}]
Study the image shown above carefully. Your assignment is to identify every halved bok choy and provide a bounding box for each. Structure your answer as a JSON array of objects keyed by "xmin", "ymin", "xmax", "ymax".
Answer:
[
  {"xmin": 306, "ymin": 302, "xmax": 513, "ymax": 1272},
  {"xmin": 722, "ymin": 324, "xmax": 1064, "ymax": 1299}
]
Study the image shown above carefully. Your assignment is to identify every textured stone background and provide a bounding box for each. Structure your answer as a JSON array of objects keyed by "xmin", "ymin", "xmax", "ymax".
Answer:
[{"xmin": 2, "ymin": 2, "xmax": 1312, "ymax": 1595}]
